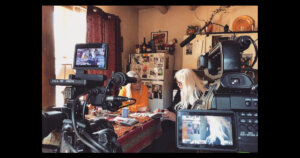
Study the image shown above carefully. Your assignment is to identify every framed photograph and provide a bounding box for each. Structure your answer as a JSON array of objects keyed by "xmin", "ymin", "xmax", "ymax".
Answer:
[
  {"xmin": 186, "ymin": 43, "xmax": 193, "ymax": 55},
  {"xmin": 151, "ymin": 31, "xmax": 168, "ymax": 50}
]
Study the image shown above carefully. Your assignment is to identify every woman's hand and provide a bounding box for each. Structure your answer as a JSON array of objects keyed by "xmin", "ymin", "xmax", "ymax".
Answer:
[
  {"xmin": 162, "ymin": 109, "xmax": 176, "ymax": 122},
  {"xmin": 153, "ymin": 108, "xmax": 162, "ymax": 113},
  {"xmin": 138, "ymin": 106, "xmax": 149, "ymax": 112}
]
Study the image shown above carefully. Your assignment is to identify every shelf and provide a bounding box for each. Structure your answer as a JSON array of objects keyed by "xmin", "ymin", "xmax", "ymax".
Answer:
[{"xmin": 202, "ymin": 31, "xmax": 258, "ymax": 36}]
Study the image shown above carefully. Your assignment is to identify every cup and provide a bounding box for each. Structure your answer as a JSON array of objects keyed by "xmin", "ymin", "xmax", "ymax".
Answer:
[{"xmin": 122, "ymin": 107, "xmax": 129, "ymax": 118}]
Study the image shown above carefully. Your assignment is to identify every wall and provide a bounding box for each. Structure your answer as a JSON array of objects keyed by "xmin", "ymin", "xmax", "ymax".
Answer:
[
  {"xmin": 138, "ymin": 5, "xmax": 258, "ymax": 70},
  {"xmin": 96, "ymin": 6, "xmax": 139, "ymax": 73},
  {"xmin": 42, "ymin": 6, "xmax": 56, "ymax": 110}
]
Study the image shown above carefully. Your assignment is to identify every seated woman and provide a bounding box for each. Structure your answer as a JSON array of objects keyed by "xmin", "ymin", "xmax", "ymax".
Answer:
[
  {"xmin": 151, "ymin": 68, "xmax": 208, "ymax": 152},
  {"xmin": 118, "ymin": 71, "xmax": 149, "ymax": 113}
]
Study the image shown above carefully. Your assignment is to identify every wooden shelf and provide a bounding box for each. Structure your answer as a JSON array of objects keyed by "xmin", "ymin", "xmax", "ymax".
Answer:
[{"xmin": 202, "ymin": 31, "xmax": 258, "ymax": 36}]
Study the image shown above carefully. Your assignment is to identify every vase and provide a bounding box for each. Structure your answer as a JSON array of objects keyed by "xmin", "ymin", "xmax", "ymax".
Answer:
[{"xmin": 205, "ymin": 22, "xmax": 213, "ymax": 33}]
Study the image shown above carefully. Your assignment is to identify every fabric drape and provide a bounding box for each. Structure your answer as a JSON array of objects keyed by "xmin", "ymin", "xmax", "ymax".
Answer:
[{"xmin": 86, "ymin": 6, "xmax": 122, "ymax": 85}]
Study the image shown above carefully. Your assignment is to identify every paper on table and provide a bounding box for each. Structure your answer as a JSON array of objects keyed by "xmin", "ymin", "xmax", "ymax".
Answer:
[{"xmin": 113, "ymin": 116, "xmax": 139, "ymax": 126}]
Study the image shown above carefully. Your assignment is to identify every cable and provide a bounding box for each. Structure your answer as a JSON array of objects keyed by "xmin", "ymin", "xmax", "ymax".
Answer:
[
  {"xmin": 82, "ymin": 94, "xmax": 90, "ymax": 121},
  {"xmin": 248, "ymin": 37, "xmax": 258, "ymax": 68},
  {"xmin": 82, "ymin": 131, "xmax": 109, "ymax": 153},
  {"xmin": 93, "ymin": 128, "xmax": 116, "ymax": 137},
  {"xmin": 118, "ymin": 98, "xmax": 136, "ymax": 109},
  {"xmin": 62, "ymin": 131, "xmax": 78, "ymax": 153},
  {"xmin": 71, "ymin": 94, "xmax": 101, "ymax": 153}
]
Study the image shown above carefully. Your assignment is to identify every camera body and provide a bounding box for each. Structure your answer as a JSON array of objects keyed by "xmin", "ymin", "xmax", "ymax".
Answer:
[
  {"xmin": 43, "ymin": 43, "xmax": 136, "ymax": 153},
  {"xmin": 200, "ymin": 38, "xmax": 258, "ymax": 152},
  {"xmin": 177, "ymin": 37, "xmax": 258, "ymax": 152}
]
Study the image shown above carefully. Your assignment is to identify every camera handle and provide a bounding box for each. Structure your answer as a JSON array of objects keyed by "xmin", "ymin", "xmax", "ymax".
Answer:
[{"xmin": 235, "ymin": 35, "xmax": 258, "ymax": 68}]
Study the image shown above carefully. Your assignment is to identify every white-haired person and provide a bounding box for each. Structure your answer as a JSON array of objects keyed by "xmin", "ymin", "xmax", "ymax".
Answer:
[
  {"xmin": 204, "ymin": 116, "xmax": 233, "ymax": 146},
  {"xmin": 151, "ymin": 68, "xmax": 208, "ymax": 152},
  {"xmin": 118, "ymin": 71, "xmax": 149, "ymax": 112}
]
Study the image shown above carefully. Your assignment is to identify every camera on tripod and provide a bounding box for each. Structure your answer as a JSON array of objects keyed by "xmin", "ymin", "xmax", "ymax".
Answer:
[
  {"xmin": 42, "ymin": 43, "xmax": 137, "ymax": 153},
  {"xmin": 177, "ymin": 34, "xmax": 258, "ymax": 152}
]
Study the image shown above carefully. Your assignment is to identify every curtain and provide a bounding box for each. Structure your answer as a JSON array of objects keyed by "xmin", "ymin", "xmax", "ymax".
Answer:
[
  {"xmin": 42, "ymin": 6, "xmax": 56, "ymax": 110},
  {"xmin": 86, "ymin": 6, "xmax": 122, "ymax": 85}
]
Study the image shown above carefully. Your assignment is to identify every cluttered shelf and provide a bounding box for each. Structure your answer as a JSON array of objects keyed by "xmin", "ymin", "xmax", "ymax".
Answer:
[{"xmin": 204, "ymin": 31, "xmax": 258, "ymax": 35}]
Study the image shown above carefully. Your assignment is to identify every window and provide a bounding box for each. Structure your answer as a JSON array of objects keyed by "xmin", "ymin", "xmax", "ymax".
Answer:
[{"xmin": 53, "ymin": 6, "xmax": 86, "ymax": 107}]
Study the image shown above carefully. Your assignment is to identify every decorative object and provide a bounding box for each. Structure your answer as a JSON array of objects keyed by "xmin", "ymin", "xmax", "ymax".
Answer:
[
  {"xmin": 207, "ymin": 6, "xmax": 230, "ymax": 22},
  {"xmin": 232, "ymin": 15, "xmax": 255, "ymax": 32},
  {"xmin": 136, "ymin": 44, "xmax": 140, "ymax": 53},
  {"xmin": 224, "ymin": 24, "xmax": 229, "ymax": 32},
  {"xmin": 195, "ymin": 6, "xmax": 231, "ymax": 33},
  {"xmin": 205, "ymin": 21, "xmax": 213, "ymax": 33},
  {"xmin": 186, "ymin": 25, "xmax": 198, "ymax": 35},
  {"xmin": 165, "ymin": 38, "xmax": 178, "ymax": 54},
  {"xmin": 151, "ymin": 31, "xmax": 168, "ymax": 50}
]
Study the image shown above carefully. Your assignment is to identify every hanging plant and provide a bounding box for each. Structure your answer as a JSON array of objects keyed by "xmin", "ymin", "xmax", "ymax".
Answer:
[{"xmin": 208, "ymin": 6, "xmax": 230, "ymax": 22}]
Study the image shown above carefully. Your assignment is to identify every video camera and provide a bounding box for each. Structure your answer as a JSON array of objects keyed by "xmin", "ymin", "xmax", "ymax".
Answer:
[
  {"xmin": 42, "ymin": 43, "xmax": 137, "ymax": 153},
  {"xmin": 177, "ymin": 32, "xmax": 258, "ymax": 152}
]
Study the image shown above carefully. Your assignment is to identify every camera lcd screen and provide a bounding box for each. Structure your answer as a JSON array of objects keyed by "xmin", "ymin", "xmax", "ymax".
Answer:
[
  {"xmin": 74, "ymin": 43, "xmax": 108, "ymax": 70},
  {"xmin": 177, "ymin": 110, "xmax": 237, "ymax": 152}
]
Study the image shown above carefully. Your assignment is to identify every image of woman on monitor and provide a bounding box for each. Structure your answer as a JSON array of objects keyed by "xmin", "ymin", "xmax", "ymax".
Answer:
[{"xmin": 204, "ymin": 116, "xmax": 233, "ymax": 146}]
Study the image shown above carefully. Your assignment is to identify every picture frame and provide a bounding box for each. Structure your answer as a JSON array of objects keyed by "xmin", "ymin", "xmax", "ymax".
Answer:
[{"xmin": 151, "ymin": 31, "xmax": 168, "ymax": 50}]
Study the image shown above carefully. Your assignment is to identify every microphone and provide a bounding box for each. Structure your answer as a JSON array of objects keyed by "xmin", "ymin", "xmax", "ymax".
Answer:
[
  {"xmin": 180, "ymin": 34, "xmax": 196, "ymax": 47},
  {"xmin": 106, "ymin": 96, "xmax": 129, "ymax": 102},
  {"xmin": 125, "ymin": 76, "xmax": 137, "ymax": 84},
  {"xmin": 111, "ymin": 72, "xmax": 137, "ymax": 86},
  {"xmin": 180, "ymin": 21, "xmax": 212, "ymax": 47}
]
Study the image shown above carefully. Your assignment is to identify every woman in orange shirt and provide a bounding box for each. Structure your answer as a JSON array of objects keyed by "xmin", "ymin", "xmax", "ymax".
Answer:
[{"xmin": 118, "ymin": 71, "xmax": 149, "ymax": 113}]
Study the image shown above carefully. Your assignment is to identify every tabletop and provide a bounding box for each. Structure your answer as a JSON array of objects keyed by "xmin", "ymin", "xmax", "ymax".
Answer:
[
  {"xmin": 86, "ymin": 112, "xmax": 162, "ymax": 153},
  {"xmin": 42, "ymin": 112, "xmax": 162, "ymax": 153}
]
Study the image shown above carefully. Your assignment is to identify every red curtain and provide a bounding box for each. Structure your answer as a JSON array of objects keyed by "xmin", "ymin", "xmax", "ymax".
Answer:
[{"xmin": 86, "ymin": 6, "xmax": 122, "ymax": 85}]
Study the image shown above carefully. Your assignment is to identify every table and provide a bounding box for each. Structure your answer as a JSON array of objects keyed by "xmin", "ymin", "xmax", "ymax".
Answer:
[
  {"xmin": 43, "ymin": 113, "xmax": 162, "ymax": 153},
  {"xmin": 116, "ymin": 117, "xmax": 162, "ymax": 153},
  {"xmin": 86, "ymin": 113, "xmax": 162, "ymax": 153}
]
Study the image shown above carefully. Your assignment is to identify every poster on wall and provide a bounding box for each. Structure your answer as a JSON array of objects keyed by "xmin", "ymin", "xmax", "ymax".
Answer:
[
  {"xmin": 186, "ymin": 43, "xmax": 193, "ymax": 55},
  {"xmin": 142, "ymin": 81, "xmax": 153, "ymax": 99},
  {"xmin": 151, "ymin": 31, "xmax": 168, "ymax": 50},
  {"xmin": 142, "ymin": 81, "xmax": 163, "ymax": 99},
  {"xmin": 152, "ymin": 84, "xmax": 163, "ymax": 99}
]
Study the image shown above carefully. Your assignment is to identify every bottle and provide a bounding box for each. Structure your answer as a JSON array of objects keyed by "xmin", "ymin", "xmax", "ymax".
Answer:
[
  {"xmin": 141, "ymin": 37, "xmax": 147, "ymax": 53},
  {"xmin": 146, "ymin": 41, "xmax": 152, "ymax": 53}
]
